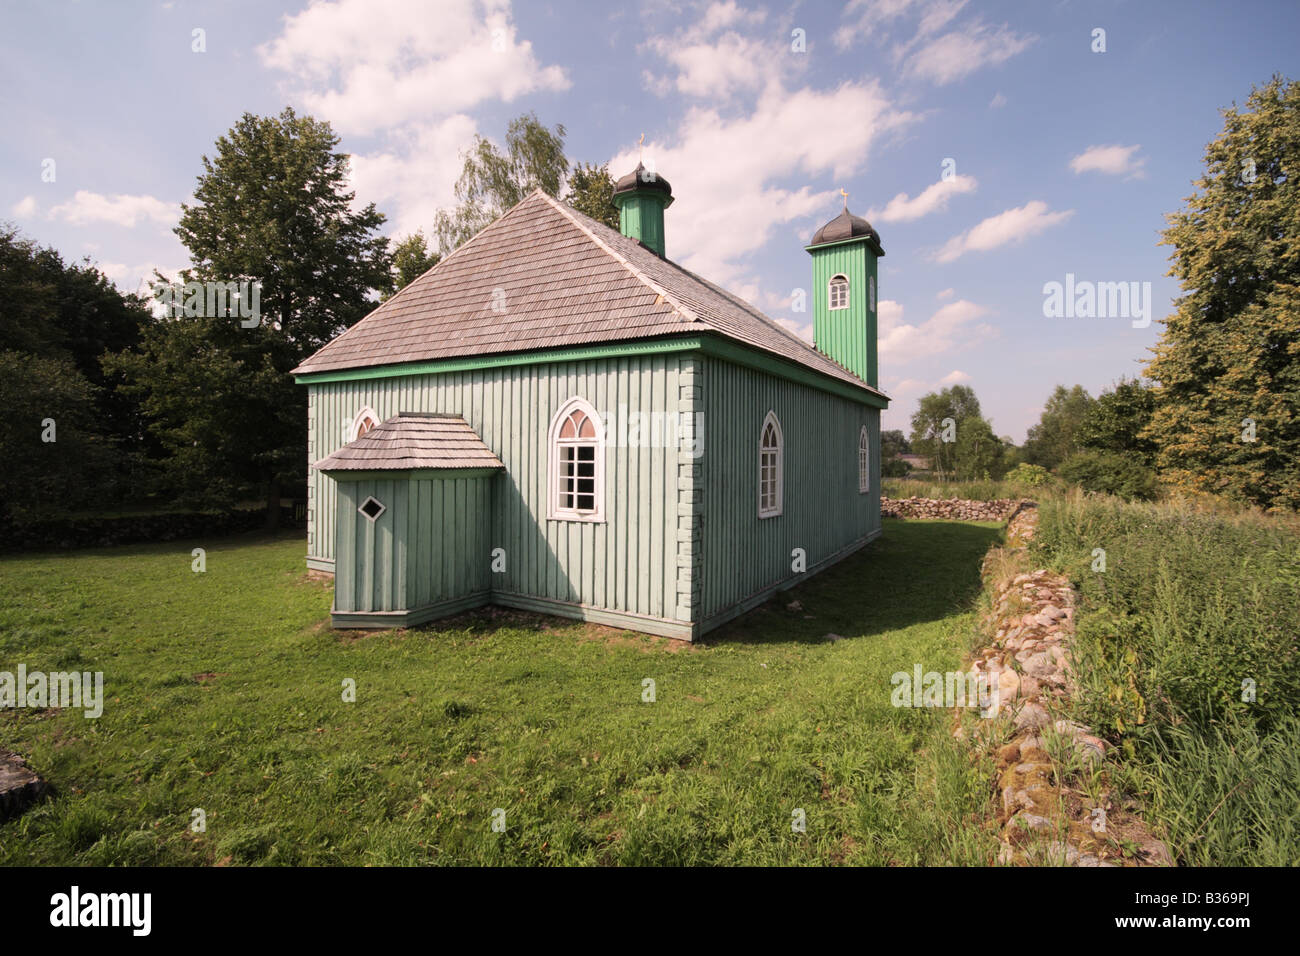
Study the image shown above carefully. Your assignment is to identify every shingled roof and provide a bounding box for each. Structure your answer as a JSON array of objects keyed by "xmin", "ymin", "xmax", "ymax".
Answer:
[
  {"xmin": 292, "ymin": 190, "xmax": 886, "ymax": 400},
  {"xmin": 314, "ymin": 413, "xmax": 504, "ymax": 472}
]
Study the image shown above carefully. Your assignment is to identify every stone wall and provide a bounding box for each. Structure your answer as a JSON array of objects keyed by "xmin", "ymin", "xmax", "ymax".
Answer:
[
  {"xmin": 957, "ymin": 505, "xmax": 1173, "ymax": 866},
  {"xmin": 881, "ymin": 496, "xmax": 1029, "ymax": 521}
]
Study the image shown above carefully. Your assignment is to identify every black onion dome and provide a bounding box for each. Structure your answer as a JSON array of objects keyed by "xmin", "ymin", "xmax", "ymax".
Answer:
[
  {"xmin": 613, "ymin": 162, "xmax": 673, "ymax": 199},
  {"xmin": 810, "ymin": 208, "xmax": 883, "ymax": 253}
]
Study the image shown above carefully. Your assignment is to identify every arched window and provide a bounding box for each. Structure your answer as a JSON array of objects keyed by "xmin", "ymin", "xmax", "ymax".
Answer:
[
  {"xmin": 348, "ymin": 406, "xmax": 379, "ymax": 442},
  {"xmin": 859, "ymin": 425, "xmax": 870, "ymax": 493},
  {"xmin": 549, "ymin": 397, "xmax": 605, "ymax": 521},
  {"xmin": 829, "ymin": 274, "xmax": 849, "ymax": 311},
  {"xmin": 758, "ymin": 411, "xmax": 783, "ymax": 518}
]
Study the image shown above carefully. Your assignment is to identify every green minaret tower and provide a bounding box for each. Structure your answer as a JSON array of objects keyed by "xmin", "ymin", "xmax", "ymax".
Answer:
[
  {"xmin": 806, "ymin": 198, "xmax": 885, "ymax": 387},
  {"xmin": 612, "ymin": 162, "xmax": 673, "ymax": 258}
]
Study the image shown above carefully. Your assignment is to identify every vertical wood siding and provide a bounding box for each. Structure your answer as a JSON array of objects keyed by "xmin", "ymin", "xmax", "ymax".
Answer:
[
  {"xmin": 308, "ymin": 356, "xmax": 683, "ymax": 622},
  {"xmin": 699, "ymin": 357, "xmax": 881, "ymax": 622},
  {"xmin": 810, "ymin": 243, "xmax": 878, "ymax": 386}
]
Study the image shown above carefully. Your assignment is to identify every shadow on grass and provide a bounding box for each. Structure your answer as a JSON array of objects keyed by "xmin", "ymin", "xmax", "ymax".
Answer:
[{"xmin": 706, "ymin": 519, "xmax": 1003, "ymax": 647}]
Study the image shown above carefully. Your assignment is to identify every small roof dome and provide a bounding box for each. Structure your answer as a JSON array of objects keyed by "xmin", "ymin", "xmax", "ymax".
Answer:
[
  {"xmin": 810, "ymin": 208, "xmax": 884, "ymax": 254},
  {"xmin": 613, "ymin": 162, "xmax": 673, "ymax": 201}
]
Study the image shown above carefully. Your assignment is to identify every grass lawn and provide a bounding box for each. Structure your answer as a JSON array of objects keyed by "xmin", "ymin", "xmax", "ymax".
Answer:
[{"xmin": 0, "ymin": 519, "xmax": 1003, "ymax": 866}]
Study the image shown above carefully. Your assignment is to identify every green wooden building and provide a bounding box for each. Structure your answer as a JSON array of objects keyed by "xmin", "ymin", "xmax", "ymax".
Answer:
[{"xmin": 292, "ymin": 164, "xmax": 889, "ymax": 640}]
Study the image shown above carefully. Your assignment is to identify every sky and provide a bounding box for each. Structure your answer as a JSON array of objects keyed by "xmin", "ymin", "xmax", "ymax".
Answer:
[{"xmin": 2, "ymin": 0, "xmax": 1296, "ymax": 440}]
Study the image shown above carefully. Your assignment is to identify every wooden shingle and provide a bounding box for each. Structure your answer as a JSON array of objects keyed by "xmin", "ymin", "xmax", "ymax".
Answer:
[
  {"xmin": 292, "ymin": 190, "xmax": 887, "ymax": 400},
  {"xmin": 314, "ymin": 413, "xmax": 505, "ymax": 472}
]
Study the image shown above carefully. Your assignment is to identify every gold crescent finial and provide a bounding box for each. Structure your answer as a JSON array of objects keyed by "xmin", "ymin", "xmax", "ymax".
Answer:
[
  {"xmin": 638, "ymin": 133, "xmax": 645, "ymax": 161},
  {"xmin": 840, "ymin": 187, "xmax": 849, "ymax": 209}
]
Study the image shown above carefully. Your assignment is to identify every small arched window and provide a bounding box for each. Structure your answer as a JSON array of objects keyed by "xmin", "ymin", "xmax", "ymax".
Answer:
[
  {"xmin": 829, "ymin": 274, "xmax": 849, "ymax": 311},
  {"xmin": 859, "ymin": 425, "xmax": 870, "ymax": 493},
  {"xmin": 759, "ymin": 411, "xmax": 783, "ymax": 518},
  {"xmin": 348, "ymin": 406, "xmax": 379, "ymax": 442},
  {"xmin": 549, "ymin": 397, "xmax": 605, "ymax": 521}
]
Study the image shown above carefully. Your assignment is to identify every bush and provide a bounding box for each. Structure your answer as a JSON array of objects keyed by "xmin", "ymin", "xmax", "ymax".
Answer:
[
  {"xmin": 1058, "ymin": 449, "xmax": 1157, "ymax": 500},
  {"xmin": 881, "ymin": 457, "xmax": 911, "ymax": 478},
  {"xmin": 1006, "ymin": 463, "xmax": 1051, "ymax": 487}
]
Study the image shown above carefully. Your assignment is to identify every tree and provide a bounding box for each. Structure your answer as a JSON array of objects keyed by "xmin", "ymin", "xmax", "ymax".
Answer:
[
  {"xmin": 383, "ymin": 231, "xmax": 439, "ymax": 300},
  {"xmin": 881, "ymin": 429, "xmax": 911, "ymax": 459},
  {"xmin": 564, "ymin": 162, "xmax": 620, "ymax": 230},
  {"xmin": 1077, "ymin": 377, "xmax": 1157, "ymax": 465},
  {"xmin": 1022, "ymin": 385, "xmax": 1095, "ymax": 470},
  {"xmin": 0, "ymin": 350, "xmax": 111, "ymax": 518},
  {"xmin": 909, "ymin": 385, "xmax": 1004, "ymax": 479},
  {"xmin": 111, "ymin": 108, "xmax": 392, "ymax": 523},
  {"xmin": 1145, "ymin": 76, "xmax": 1300, "ymax": 508},
  {"xmin": 1059, "ymin": 449, "xmax": 1158, "ymax": 501},
  {"xmin": 434, "ymin": 112, "xmax": 568, "ymax": 255},
  {"xmin": 0, "ymin": 226, "xmax": 155, "ymax": 495}
]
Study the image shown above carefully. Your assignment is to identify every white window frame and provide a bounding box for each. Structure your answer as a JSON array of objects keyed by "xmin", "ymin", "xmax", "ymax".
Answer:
[
  {"xmin": 358, "ymin": 495, "xmax": 386, "ymax": 522},
  {"xmin": 758, "ymin": 410, "xmax": 784, "ymax": 519},
  {"xmin": 348, "ymin": 405, "xmax": 379, "ymax": 442},
  {"xmin": 829, "ymin": 274, "xmax": 850, "ymax": 311},
  {"xmin": 548, "ymin": 396, "xmax": 605, "ymax": 522},
  {"xmin": 859, "ymin": 425, "xmax": 871, "ymax": 494}
]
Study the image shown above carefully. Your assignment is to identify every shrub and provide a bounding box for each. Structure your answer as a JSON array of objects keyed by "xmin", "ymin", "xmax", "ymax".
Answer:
[
  {"xmin": 881, "ymin": 457, "xmax": 911, "ymax": 478},
  {"xmin": 1058, "ymin": 449, "xmax": 1157, "ymax": 500},
  {"xmin": 1006, "ymin": 463, "xmax": 1051, "ymax": 487}
]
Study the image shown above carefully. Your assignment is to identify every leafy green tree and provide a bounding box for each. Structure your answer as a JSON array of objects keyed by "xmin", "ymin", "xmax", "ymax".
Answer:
[
  {"xmin": 564, "ymin": 162, "xmax": 620, "ymax": 229},
  {"xmin": 0, "ymin": 226, "xmax": 155, "ymax": 491},
  {"xmin": 111, "ymin": 108, "xmax": 392, "ymax": 523},
  {"xmin": 1077, "ymin": 378, "xmax": 1157, "ymax": 465},
  {"xmin": 0, "ymin": 350, "xmax": 112, "ymax": 518},
  {"xmin": 1022, "ymin": 385, "xmax": 1095, "ymax": 470},
  {"xmin": 383, "ymin": 231, "xmax": 439, "ymax": 300},
  {"xmin": 434, "ymin": 112, "xmax": 568, "ymax": 255},
  {"xmin": 1059, "ymin": 449, "xmax": 1158, "ymax": 501},
  {"xmin": 881, "ymin": 429, "xmax": 911, "ymax": 459},
  {"xmin": 1145, "ymin": 76, "xmax": 1300, "ymax": 508},
  {"xmin": 909, "ymin": 385, "xmax": 1003, "ymax": 479},
  {"xmin": 174, "ymin": 108, "xmax": 390, "ymax": 354}
]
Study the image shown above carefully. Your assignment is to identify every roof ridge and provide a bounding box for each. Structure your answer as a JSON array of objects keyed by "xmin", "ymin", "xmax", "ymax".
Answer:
[{"xmin": 536, "ymin": 192, "xmax": 700, "ymax": 324}]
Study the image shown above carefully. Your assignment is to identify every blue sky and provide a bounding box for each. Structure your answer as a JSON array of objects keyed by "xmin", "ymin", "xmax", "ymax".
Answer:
[{"xmin": 2, "ymin": 0, "xmax": 1296, "ymax": 440}]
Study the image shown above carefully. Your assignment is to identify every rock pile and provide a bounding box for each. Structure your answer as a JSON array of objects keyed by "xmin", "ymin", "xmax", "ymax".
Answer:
[
  {"xmin": 881, "ymin": 497, "xmax": 1026, "ymax": 520},
  {"xmin": 959, "ymin": 505, "xmax": 1174, "ymax": 867}
]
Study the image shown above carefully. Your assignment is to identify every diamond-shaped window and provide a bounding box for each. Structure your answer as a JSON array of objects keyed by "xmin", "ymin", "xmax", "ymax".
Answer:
[{"xmin": 358, "ymin": 496, "xmax": 385, "ymax": 521}]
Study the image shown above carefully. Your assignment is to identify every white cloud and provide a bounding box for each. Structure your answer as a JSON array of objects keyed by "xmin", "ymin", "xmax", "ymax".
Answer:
[
  {"xmin": 934, "ymin": 200, "xmax": 1073, "ymax": 263},
  {"xmin": 939, "ymin": 369, "xmax": 971, "ymax": 384},
  {"xmin": 47, "ymin": 191, "xmax": 180, "ymax": 228},
  {"xmin": 258, "ymin": 0, "xmax": 570, "ymax": 136},
  {"xmin": 869, "ymin": 174, "xmax": 976, "ymax": 223},
  {"xmin": 11, "ymin": 196, "xmax": 37, "ymax": 218},
  {"xmin": 989, "ymin": 91, "xmax": 1007, "ymax": 109},
  {"xmin": 1069, "ymin": 144, "xmax": 1146, "ymax": 178},
  {"xmin": 936, "ymin": 287, "xmax": 954, "ymax": 299},
  {"xmin": 349, "ymin": 115, "xmax": 479, "ymax": 237},
  {"xmin": 835, "ymin": 0, "xmax": 931, "ymax": 51},
  {"xmin": 878, "ymin": 297, "xmax": 995, "ymax": 362},
  {"xmin": 906, "ymin": 22, "xmax": 1033, "ymax": 85},
  {"xmin": 608, "ymin": 80, "xmax": 917, "ymax": 290},
  {"xmin": 645, "ymin": 31, "xmax": 779, "ymax": 100},
  {"xmin": 95, "ymin": 261, "xmax": 184, "ymax": 298}
]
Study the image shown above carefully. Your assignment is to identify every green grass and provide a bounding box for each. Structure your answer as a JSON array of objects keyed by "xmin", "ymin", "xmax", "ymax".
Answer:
[
  {"xmin": 1031, "ymin": 492, "xmax": 1300, "ymax": 866},
  {"xmin": 0, "ymin": 521, "xmax": 1003, "ymax": 866}
]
